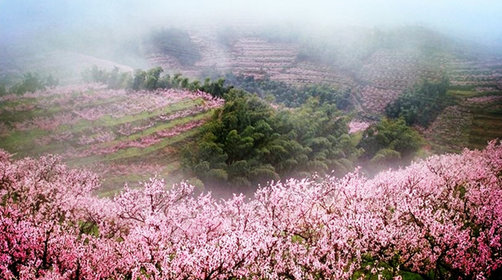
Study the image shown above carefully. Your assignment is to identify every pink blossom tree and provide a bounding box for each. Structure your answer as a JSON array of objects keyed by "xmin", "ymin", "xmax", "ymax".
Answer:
[{"xmin": 1, "ymin": 141, "xmax": 501, "ymax": 279}]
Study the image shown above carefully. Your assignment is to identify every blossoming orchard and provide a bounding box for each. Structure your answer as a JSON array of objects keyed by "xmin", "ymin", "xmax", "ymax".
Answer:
[
  {"xmin": 1, "ymin": 140, "xmax": 501, "ymax": 279},
  {"xmin": 2, "ymin": 5, "xmax": 502, "ymax": 279}
]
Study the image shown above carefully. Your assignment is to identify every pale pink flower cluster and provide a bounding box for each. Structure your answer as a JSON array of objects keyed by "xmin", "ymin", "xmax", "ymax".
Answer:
[
  {"xmin": 96, "ymin": 162, "xmax": 165, "ymax": 177},
  {"xmin": 117, "ymin": 122, "xmax": 155, "ymax": 136},
  {"xmin": 348, "ymin": 120, "xmax": 371, "ymax": 134},
  {"xmin": 78, "ymin": 130, "xmax": 116, "ymax": 145},
  {"xmin": 448, "ymin": 58, "xmax": 502, "ymax": 87},
  {"xmin": 1, "ymin": 141, "xmax": 501, "ymax": 279},
  {"xmin": 358, "ymin": 50, "xmax": 430, "ymax": 91},
  {"xmin": 3, "ymin": 85, "xmax": 224, "ymax": 153},
  {"xmin": 359, "ymin": 85, "xmax": 402, "ymax": 113},
  {"xmin": 6, "ymin": 86, "xmax": 224, "ymax": 133},
  {"xmin": 72, "ymin": 119, "xmax": 206, "ymax": 157},
  {"xmin": 467, "ymin": 95, "xmax": 502, "ymax": 104}
]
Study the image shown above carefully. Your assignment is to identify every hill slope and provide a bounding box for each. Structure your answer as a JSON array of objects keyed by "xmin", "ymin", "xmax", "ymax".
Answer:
[{"xmin": 0, "ymin": 84, "xmax": 223, "ymax": 194}]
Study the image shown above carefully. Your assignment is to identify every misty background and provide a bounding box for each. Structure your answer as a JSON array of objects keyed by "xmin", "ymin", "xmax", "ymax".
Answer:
[
  {"xmin": 1, "ymin": 0, "xmax": 502, "ymax": 194},
  {"xmin": 2, "ymin": 0, "xmax": 502, "ymax": 46},
  {"xmin": 1, "ymin": 0, "xmax": 502, "ymax": 84}
]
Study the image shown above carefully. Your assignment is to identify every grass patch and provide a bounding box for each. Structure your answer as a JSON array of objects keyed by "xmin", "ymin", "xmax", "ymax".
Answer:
[
  {"xmin": 102, "ymin": 110, "xmax": 211, "ymax": 146},
  {"xmin": 350, "ymin": 131, "xmax": 363, "ymax": 146},
  {"xmin": 447, "ymin": 89, "xmax": 478, "ymax": 98},
  {"xmin": 64, "ymin": 98, "xmax": 203, "ymax": 134},
  {"xmin": 104, "ymin": 128, "xmax": 200, "ymax": 162},
  {"xmin": 0, "ymin": 129, "xmax": 48, "ymax": 156}
]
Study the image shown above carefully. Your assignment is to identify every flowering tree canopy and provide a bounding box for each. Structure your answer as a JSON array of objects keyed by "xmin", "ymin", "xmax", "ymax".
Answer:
[{"xmin": 1, "ymin": 141, "xmax": 501, "ymax": 279}]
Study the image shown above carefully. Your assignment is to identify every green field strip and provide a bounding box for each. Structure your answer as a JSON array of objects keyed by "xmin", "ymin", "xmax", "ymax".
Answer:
[
  {"xmin": 469, "ymin": 114, "xmax": 502, "ymax": 146},
  {"xmin": 97, "ymin": 161, "xmax": 181, "ymax": 197},
  {"xmin": 470, "ymin": 126, "xmax": 502, "ymax": 137},
  {"xmin": 0, "ymin": 108, "xmax": 42, "ymax": 123},
  {"xmin": 46, "ymin": 95, "xmax": 129, "ymax": 115},
  {"xmin": 0, "ymin": 134, "xmax": 78, "ymax": 158},
  {"xmin": 21, "ymin": 142, "xmax": 71, "ymax": 158},
  {"xmin": 0, "ymin": 129, "xmax": 48, "ymax": 154},
  {"xmin": 0, "ymin": 95, "xmax": 129, "ymax": 121},
  {"xmin": 472, "ymin": 113, "xmax": 502, "ymax": 121},
  {"xmin": 447, "ymin": 90, "xmax": 478, "ymax": 98},
  {"xmin": 1, "ymin": 98, "xmax": 39, "ymax": 108},
  {"xmin": 468, "ymin": 136, "xmax": 499, "ymax": 149},
  {"xmin": 66, "ymin": 122, "xmax": 204, "ymax": 166},
  {"xmin": 102, "ymin": 127, "xmax": 201, "ymax": 162},
  {"xmin": 60, "ymin": 98, "xmax": 203, "ymax": 134},
  {"xmin": 445, "ymin": 90, "xmax": 502, "ymax": 99},
  {"xmin": 470, "ymin": 105, "xmax": 502, "ymax": 115},
  {"xmin": 0, "ymin": 98, "xmax": 210, "ymax": 159},
  {"xmin": 448, "ymin": 85, "xmax": 479, "ymax": 91},
  {"xmin": 96, "ymin": 109, "xmax": 212, "ymax": 147},
  {"xmin": 471, "ymin": 125, "xmax": 502, "ymax": 132},
  {"xmin": 98, "ymin": 174, "xmax": 151, "ymax": 197}
]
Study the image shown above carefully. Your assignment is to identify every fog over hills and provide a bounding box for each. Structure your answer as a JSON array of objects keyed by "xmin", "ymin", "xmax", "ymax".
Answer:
[
  {"xmin": 1, "ymin": 0, "xmax": 501, "ymax": 82},
  {"xmin": 2, "ymin": 0, "xmax": 502, "ymax": 50},
  {"xmin": 1, "ymin": 3, "xmax": 502, "ymax": 277}
]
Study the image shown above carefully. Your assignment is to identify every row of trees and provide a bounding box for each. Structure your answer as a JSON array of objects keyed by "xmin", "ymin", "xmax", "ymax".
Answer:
[
  {"xmin": 0, "ymin": 73, "xmax": 58, "ymax": 95},
  {"xmin": 224, "ymin": 73, "xmax": 352, "ymax": 109},
  {"xmin": 83, "ymin": 66, "xmax": 231, "ymax": 97},
  {"xmin": 1, "ymin": 141, "xmax": 501, "ymax": 279},
  {"xmin": 84, "ymin": 67, "xmax": 352, "ymax": 110}
]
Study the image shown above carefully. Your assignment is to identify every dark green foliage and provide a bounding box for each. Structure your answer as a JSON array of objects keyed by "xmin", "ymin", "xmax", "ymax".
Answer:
[
  {"xmin": 84, "ymin": 66, "xmax": 233, "ymax": 98},
  {"xmin": 85, "ymin": 67, "xmax": 403, "ymax": 187},
  {"xmin": 130, "ymin": 67, "xmax": 164, "ymax": 90},
  {"xmin": 45, "ymin": 75, "xmax": 58, "ymax": 88},
  {"xmin": 149, "ymin": 28, "xmax": 201, "ymax": 66},
  {"xmin": 200, "ymin": 78, "xmax": 228, "ymax": 98},
  {"xmin": 0, "ymin": 84, "xmax": 6, "ymax": 96},
  {"xmin": 224, "ymin": 74, "xmax": 352, "ymax": 109},
  {"xmin": 385, "ymin": 77, "xmax": 450, "ymax": 127},
  {"xmin": 131, "ymin": 69, "xmax": 146, "ymax": 90},
  {"xmin": 358, "ymin": 118, "xmax": 423, "ymax": 166},
  {"xmin": 182, "ymin": 90, "xmax": 358, "ymax": 187},
  {"xmin": 8, "ymin": 73, "xmax": 58, "ymax": 95},
  {"xmin": 83, "ymin": 66, "xmax": 131, "ymax": 89},
  {"xmin": 144, "ymin": 67, "xmax": 163, "ymax": 90}
]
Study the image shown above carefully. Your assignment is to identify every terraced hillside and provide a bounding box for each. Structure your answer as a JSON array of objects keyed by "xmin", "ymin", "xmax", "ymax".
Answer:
[
  {"xmin": 425, "ymin": 57, "xmax": 502, "ymax": 152},
  {"xmin": 356, "ymin": 49, "xmax": 446, "ymax": 114},
  {"xmin": 0, "ymin": 84, "xmax": 223, "ymax": 194},
  {"xmin": 144, "ymin": 28, "xmax": 454, "ymax": 116},
  {"xmin": 146, "ymin": 31, "xmax": 355, "ymax": 88}
]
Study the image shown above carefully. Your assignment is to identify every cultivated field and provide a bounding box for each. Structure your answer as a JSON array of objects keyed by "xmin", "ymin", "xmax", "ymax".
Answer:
[
  {"xmin": 0, "ymin": 84, "xmax": 223, "ymax": 194},
  {"xmin": 425, "ymin": 57, "xmax": 502, "ymax": 152}
]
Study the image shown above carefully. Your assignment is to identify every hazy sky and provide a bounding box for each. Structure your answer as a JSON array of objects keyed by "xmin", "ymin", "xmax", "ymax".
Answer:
[{"xmin": 1, "ymin": 0, "xmax": 502, "ymax": 46}]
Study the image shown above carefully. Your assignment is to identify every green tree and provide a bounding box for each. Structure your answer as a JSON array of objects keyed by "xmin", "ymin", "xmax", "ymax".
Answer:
[
  {"xmin": 145, "ymin": 67, "xmax": 163, "ymax": 90},
  {"xmin": 10, "ymin": 73, "xmax": 46, "ymax": 94},
  {"xmin": 183, "ymin": 91, "xmax": 357, "ymax": 187},
  {"xmin": 132, "ymin": 70, "xmax": 146, "ymax": 90},
  {"xmin": 386, "ymin": 77, "xmax": 450, "ymax": 127},
  {"xmin": 358, "ymin": 118, "xmax": 423, "ymax": 166}
]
